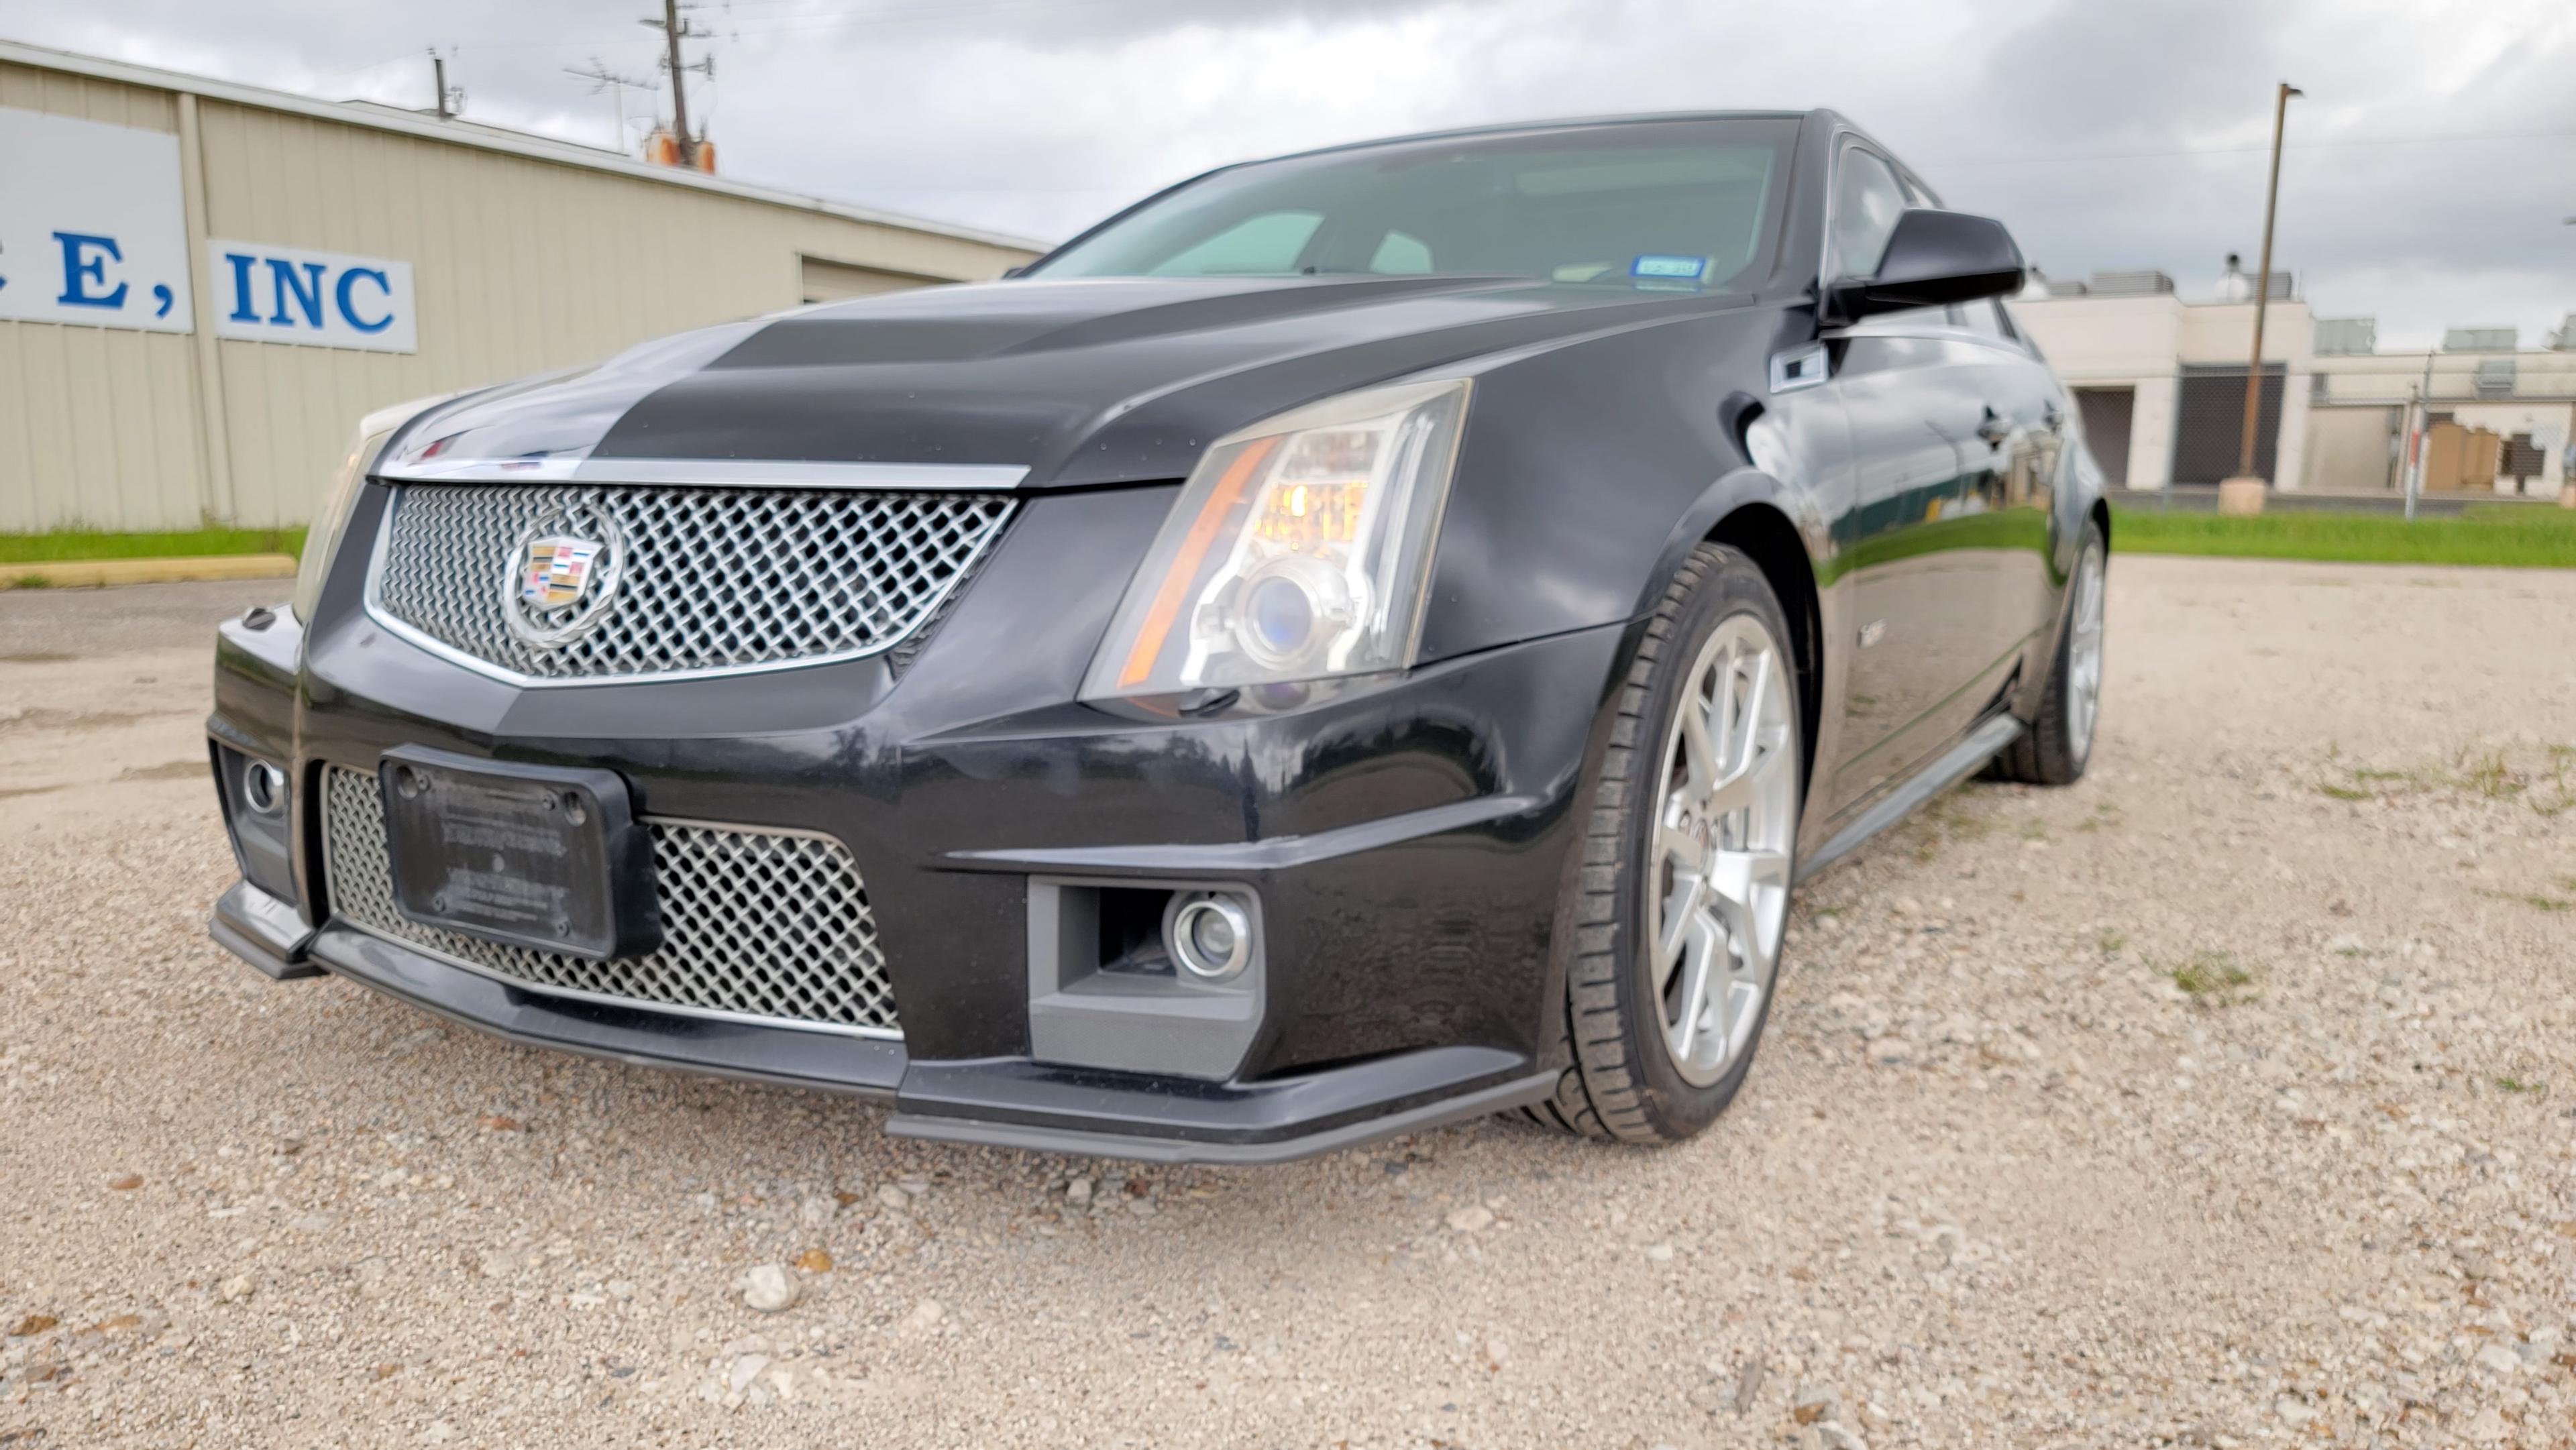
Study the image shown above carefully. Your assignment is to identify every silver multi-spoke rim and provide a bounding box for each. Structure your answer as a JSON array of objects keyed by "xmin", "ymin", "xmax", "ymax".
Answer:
[
  {"xmin": 1650, "ymin": 614, "xmax": 1797, "ymax": 1087},
  {"xmin": 2066, "ymin": 543, "xmax": 2105, "ymax": 763}
]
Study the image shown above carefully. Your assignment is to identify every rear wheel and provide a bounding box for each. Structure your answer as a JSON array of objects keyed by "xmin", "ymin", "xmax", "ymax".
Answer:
[
  {"xmin": 1529, "ymin": 543, "xmax": 1802, "ymax": 1144},
  {"xmin": 1988, "ymin": 522, "xmax": 2106, "ymax": 787}
]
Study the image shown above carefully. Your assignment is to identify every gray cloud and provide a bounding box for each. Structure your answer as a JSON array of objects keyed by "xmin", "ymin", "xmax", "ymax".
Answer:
[{"xmin": 10, "ymin": 0, "xmax": 2573, "ymax": 347}]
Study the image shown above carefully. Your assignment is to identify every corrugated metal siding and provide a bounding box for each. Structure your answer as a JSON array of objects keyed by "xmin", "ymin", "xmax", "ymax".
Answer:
[
  {"xmin": 0, "ymin": 63, "xmax": 206, "ymax": 531},
  {"xmin": 0, "ymin": 56, "xmax": 1036, "ymax": 532}
]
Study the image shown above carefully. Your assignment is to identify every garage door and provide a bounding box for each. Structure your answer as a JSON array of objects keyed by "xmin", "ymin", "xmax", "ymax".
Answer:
[
  {"xmin": 2072, "ymin": 387, "xmax": 2133, "ymax": 486},
  {"xmin": 2172, "ymin": 365, "xmax": 2284, "ymax": 486},
  {"xmin": 799, "ymin": 256, "xmax": 943, "ymax": 304}
]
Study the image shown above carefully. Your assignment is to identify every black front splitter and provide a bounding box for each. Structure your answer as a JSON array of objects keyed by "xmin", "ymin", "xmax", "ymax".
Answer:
[{"xmin": 212, "ymin": 882, "xmax": 1551, "ymax": 1165}]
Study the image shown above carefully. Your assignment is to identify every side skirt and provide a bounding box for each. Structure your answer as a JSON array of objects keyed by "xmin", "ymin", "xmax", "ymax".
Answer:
[{"xmin": 1792, "ymin": 714, "xmax": 2025, "ymax": 883}]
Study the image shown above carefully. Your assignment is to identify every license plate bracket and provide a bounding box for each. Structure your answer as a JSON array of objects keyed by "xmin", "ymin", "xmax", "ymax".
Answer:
[{"xmin": 377, "ymin": 746, "xmax": 661, "ymax": 961}]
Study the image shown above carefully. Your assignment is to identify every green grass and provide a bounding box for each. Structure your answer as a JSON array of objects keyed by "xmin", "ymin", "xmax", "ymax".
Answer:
[
  {"xmin": 2112, "ymin": 504, "xmax": 2576, "ymax": 569},
  {"xmin": 2479, "ymin": 889, "xmax": 2575, "ymax": 913},
  {"xmin": 2169, "ymin": 950, "xmax": 2257, "ymax": 1002},
  {"xmin": 0, "ymin": 526, "xmax": 307, "ymax": 565}
]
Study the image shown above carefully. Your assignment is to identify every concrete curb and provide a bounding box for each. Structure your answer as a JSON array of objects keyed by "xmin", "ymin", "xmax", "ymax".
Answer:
[{"xmin": 1, "ymin": 553, "xmax": 297, "ymax": 590}]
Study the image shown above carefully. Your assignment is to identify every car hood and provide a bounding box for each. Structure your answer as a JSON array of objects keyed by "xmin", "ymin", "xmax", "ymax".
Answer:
[{"xmin": 380, "ymin": 274, "xmax": 1731, "ymax": 488}]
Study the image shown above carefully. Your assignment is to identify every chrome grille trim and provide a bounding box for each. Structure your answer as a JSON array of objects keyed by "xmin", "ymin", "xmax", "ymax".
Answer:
[
  {"xmin": 378, "ymin": 457, "xmax": 1029, "ymax": 488},
  {"xmin": 319, "ymin": 766, "xmax": 901, "ymax": 1039},
  {"xmin": 364, "ymin": 482, "xmax": 1015, "ymax": 685}
]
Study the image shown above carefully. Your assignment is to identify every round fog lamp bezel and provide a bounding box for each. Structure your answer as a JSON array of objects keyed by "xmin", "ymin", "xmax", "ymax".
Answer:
[
  {"xmin": 1165, "ymin": 892, "xmax": 1254, "ymax": 982},
  {"xmin": 241, "ymin": 758, "xmax": 288, "ymax": 816}
]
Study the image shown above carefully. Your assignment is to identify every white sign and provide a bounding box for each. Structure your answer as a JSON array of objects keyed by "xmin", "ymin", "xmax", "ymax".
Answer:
[
  {"xmin": 0, "ymin": 107, "xmax": 194, "ymax": 333},
  {"xmin": 209, "ymin": 240, "xmax": 417, "ymax": 353}
]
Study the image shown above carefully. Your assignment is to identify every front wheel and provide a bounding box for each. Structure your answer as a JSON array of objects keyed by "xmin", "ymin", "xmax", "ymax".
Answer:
[{"xmin": 1529, "ymin": 543, "xmax": 1803, "ymax": 1144}]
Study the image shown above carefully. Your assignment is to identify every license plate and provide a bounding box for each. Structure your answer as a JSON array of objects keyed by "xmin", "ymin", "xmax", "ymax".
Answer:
[{"xmin": 377, "ymin": 746, "xmax": 661, "ymax": 960}]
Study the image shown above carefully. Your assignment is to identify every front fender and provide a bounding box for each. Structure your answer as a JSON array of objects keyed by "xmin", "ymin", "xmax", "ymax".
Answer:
[{"xmin": 2009, "ymin": 406, "xmax": 2110, "ymax": 719}]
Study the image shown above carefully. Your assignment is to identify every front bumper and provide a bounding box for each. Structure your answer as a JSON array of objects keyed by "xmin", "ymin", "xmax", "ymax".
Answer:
[
  {"xmin": 213, "ymin": 879, "xmax": 1549, "ymax": 1162},
  {"xmin": 206, "ymin": 487, "xmax": 1623, "ymax": 1163}
]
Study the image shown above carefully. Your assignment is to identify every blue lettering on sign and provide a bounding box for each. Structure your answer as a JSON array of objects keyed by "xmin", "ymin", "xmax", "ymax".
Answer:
[
  {"xmin": 266, "ymin": 258, "xmax": 328, "ymax": 328},
  {"xmin": 53, "ymin": 232, "xmax": 129, "ymax": 309},
  {"xmin": 223, "ymin": 254, "xmax": 262, "ymax": 323},
  {"xmin": 335, "ymin": 267, "xmax": 392, "ymax": 333}
]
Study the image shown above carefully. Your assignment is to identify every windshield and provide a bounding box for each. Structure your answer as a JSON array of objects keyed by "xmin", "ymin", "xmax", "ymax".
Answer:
[{"xmin": 1030, "ymin": 117, "xmax": 1799, "ymax": 292}]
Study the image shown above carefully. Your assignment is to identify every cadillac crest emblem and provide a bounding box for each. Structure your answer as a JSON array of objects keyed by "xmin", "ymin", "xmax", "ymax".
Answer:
[{"xmin": 501, "ymin": 510, "xmax": 624, "ymax": 650}]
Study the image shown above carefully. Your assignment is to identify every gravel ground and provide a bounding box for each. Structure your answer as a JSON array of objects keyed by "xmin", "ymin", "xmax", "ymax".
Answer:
[{"xmin": 3, "ymin": 557, "xmax": 2574, "ymax": 1449}]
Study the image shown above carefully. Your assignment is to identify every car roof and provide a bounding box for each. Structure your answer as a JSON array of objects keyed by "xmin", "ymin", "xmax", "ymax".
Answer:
[{"xmin": 1251, "ymin": 109, "xmax": 1837, "ymax": 166}]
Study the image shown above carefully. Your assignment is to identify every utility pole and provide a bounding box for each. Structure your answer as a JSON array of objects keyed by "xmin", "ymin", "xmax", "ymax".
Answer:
[
  {"xmin": 641, "ymin": 0, "xmax": 713, "ymax": 167},
  {"xmin": 566, "ymin": 58, "xmax": 654, "ymax": 153},
  {"xmin": 2220, "ymin": 80, "xmax": 2301, "ymax": 516},
  {"xmin": 2405, "ymin": 349, "xmax": 2434, "ymax": 522}
]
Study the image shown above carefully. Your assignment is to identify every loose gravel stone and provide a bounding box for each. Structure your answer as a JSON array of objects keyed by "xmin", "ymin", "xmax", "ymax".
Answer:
[
  {"xmin": 9, "ymin": 562, "xmax": 2576, "ymax": 1447},
  {"xmin": 739, "ymin": 1264, "xmax": 798, "ymax": 1314}
]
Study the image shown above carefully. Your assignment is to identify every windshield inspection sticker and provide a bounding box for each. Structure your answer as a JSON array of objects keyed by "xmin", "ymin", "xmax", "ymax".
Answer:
[{"xmin": 1630, "ymin": 254, "xmax": 1707, "ymax": 280}]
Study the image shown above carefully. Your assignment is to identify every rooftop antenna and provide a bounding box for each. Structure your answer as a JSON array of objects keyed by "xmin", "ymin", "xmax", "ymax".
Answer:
[{"xmin": 566, "ymin": 57, "xmax": 655, "ymax": 152}]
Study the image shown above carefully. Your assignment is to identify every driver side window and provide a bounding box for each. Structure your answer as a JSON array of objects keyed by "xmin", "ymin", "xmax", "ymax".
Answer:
[{"xmin": 1829, "ymin": 148, "xmax": 1908, "ymax": 281}]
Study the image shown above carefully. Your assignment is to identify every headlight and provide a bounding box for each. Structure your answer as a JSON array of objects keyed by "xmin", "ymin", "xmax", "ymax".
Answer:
[
  {"xmin": 292, "ymin": 393, "xmax": 459, "ymax": 622},
  {"xmin": 1081, "ymin": 378, "xmax": 1470, "ymax": 700}
]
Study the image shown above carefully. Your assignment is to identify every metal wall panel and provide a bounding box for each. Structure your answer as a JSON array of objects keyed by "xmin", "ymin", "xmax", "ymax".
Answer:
[
  {"xmin": 0, "ymin": 54, "xmax": 1036, "ymax": 533},
  {"xmin": 0, "ymin": 63, "xmax": 206, "ymax": 531}
]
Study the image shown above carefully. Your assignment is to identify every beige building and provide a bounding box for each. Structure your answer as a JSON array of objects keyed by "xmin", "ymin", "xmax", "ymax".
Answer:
[
  {"xmin": 2016, "ymin": 272, "xmax": 2575, "ymax": 497},
  {"xmin": 0, "ymin": 41, "xmax": 1043, "ymax": 534}
]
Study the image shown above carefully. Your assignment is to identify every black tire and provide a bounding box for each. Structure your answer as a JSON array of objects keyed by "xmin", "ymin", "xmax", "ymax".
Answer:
[
  {"xmin": 1525, "ymin": 542, "xmax": 1803, "ymax": 1144},
  {"xmin": 1987, "ymin": 521, "xmax": 2106, "ymax": 787}
]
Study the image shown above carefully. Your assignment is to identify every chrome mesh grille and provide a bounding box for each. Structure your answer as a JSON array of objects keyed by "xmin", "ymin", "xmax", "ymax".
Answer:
[
  {"xmin": 319, "ymin": 766, "xmax": 900, "ymax": 1036},
  {"xmin": 369, "ymin": 483, "xmax": 1014, "ymax": 681}
]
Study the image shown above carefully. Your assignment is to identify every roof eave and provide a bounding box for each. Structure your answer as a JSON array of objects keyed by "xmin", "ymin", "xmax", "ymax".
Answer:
[{"xmin": 0, "ymin": 38, "xmax": 1051, "ymax": 256}]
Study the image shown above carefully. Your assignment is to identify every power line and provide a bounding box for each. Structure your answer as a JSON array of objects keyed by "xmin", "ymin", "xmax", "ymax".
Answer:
[
  {"xmin": 1924, "ymin": 125, "xmax": 2576, "ymax": 170},
  {"xmin": 380, "ymin": 0, "xmax": 1148, "ymax": 52}
]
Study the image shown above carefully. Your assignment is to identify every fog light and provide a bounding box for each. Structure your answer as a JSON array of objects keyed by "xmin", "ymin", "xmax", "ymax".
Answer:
[
  {"xmin": 1166, "ymin": 893, "xmax": 1254, "ymax": 981},
  {"xmin": 242, "ymin": 758, "xmax": 288, "ymax": 816},
  {"xmin": 213, "ymin": 743, "xmax": 296, "ymax": 905}
]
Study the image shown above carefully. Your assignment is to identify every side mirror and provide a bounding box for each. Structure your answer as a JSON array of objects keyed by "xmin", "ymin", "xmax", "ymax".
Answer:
[{"xmin": 1825, "ymin": 208, "xmax": 2025, "ymax": 325}]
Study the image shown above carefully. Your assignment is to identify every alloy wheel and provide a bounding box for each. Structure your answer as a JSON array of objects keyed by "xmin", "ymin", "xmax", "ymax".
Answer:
[
  {"xmin": 2065, "ymin": 543, "xmax": 2106, "ymax": 764},
  {"xmin": 1650, "ymin": 614, "xmax": 1797, "ymax": 1087}
]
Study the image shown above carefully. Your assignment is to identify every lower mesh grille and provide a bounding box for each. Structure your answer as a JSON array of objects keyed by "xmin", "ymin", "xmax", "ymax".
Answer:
[{"xmin": 319, "ymin": 766, "xmax": 900, "ymax": 1037}]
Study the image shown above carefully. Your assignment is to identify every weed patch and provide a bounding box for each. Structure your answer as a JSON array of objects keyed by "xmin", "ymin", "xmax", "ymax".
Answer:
[{"xmin": 2169, "ymin": 950, "xmax": 2257, "ymax": 1003}]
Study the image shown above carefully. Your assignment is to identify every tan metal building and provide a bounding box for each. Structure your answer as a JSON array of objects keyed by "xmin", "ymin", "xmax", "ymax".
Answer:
[
  {"xmin": 2016, "ymin": 271, "xmax": 2575, "ymax": 497},
  {"xmin": 0, "ymin": 41, "xmax": 1043, "ymax": 534}
]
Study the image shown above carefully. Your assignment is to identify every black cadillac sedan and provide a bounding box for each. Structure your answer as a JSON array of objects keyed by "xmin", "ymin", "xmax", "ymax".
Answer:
[{"xmin": 207, "ymin": 110, "xmax": 2107, "ymax": 1162}]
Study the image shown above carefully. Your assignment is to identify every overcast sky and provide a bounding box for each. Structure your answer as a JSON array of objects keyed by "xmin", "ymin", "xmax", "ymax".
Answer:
[{"xmin": 9, "ymin": 0, "xmax": 2573, "ymax": 350}]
